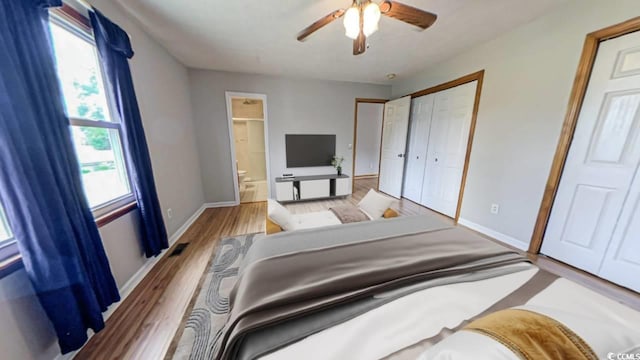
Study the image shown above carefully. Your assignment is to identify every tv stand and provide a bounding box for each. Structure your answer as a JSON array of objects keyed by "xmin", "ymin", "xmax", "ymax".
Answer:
[{"xmin": 275, "ymin": 174, "xmax": 350, "ymax": 202}]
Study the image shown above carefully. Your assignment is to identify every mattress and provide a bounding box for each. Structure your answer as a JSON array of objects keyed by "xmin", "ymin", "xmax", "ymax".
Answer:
[
  {"xmin": 179, "ymin": 214, "xmax": 640, "ymax": 360},
  {"xmin": 262, "ymin": 266, "xmax": 640, "ymax": 359}
]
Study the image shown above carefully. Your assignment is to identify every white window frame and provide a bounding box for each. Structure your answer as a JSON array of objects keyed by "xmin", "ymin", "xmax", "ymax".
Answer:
[{"xmin": 50, "ymin": 15, "xmax": 135, "ymax": 217}]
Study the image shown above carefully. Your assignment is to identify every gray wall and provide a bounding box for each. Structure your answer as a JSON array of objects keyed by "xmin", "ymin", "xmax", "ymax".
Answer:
[
  {"xmin": 391, "ymin": 0, "xmax": 640, "ymax": 249},
  {"xmin": 0, "ymin": 0, "xmax": 204, "ymax": 358},
  {"xmin": 188, "ymin": 70, "xmax": 391, "ymax": 202},
  {"xmin": 355, "ymin": 103, "xmax": 384, "ymax": 176}
]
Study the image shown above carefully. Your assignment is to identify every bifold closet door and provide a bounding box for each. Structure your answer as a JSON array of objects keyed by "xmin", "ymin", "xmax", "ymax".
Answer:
[
  {"xmin": 541, "ymin": 31, "xmax": 640, "ymax": 291},
  {"xmin": 378, "ymin": 96, "xmax": 412, "ymax": 198},
  {"xmin": 403, "ymin": 95, "xmax": 435, "ymax": 203},
  {"xmin": 420, "ymin": 81, "xmax": 477, "ymax": 217}
]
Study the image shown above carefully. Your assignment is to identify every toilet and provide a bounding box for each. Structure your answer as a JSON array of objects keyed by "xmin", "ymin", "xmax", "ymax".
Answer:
[{"xmin": 238, "ymin": 170, "xmax": 247, "ymax": 190}]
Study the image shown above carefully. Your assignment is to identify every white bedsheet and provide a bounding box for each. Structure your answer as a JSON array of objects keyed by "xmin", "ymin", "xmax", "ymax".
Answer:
[
  {"xmin": 420, "ymin": 279, "xmax": 640, "ymax": 359},
  {"xmin": 262, "ymin": 267, "xmax": 640, "ymax": 360},
  {"xmin": 261, "ymin": 265, "xmax": 539, "ymax": 360},
  {"xmin": 293, "ymin": 211, "xmax": 341, "ymax": 230}
]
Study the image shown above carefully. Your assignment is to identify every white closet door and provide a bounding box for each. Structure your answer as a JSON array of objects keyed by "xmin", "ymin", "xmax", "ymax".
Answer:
[
  {"xmin": 600, "ymin": 167, "xmax": 640, "ymax": 292},
  {"xmin": 420, "ymin": 81, "xmax": 476, "ymax": 217},
  {"xmin": 541, "ymin": 31, "xmax": 640, "ymax": 281},
  {"xmin": 379, "ymin": 96, "xmax": 412, "ymax": 198},
  {"xmin": 403, "ymin": 95, "xmax": 435, "ymax": 202}
]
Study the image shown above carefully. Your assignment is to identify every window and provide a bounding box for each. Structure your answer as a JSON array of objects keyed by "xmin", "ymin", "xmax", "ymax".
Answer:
[
  {"xmin": 49, "ymin": 18, "xmax": 133, "ymax": 212},
  {"xmin": 0, "ymin": 204, "xmax": 12, "ymax": 245}
]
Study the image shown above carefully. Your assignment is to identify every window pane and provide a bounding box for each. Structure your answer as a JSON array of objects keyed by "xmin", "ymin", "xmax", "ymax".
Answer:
[
  {"xmin": 72, "ymin": 126, "xmax": 131, "ymax": 208},
  {"xmin": 0, "ymin": 205, "xmax": 12, "ymax": 243},
  {"xmin": 50, "ymin": 22, "xmax": 112, "ymax": 122}
]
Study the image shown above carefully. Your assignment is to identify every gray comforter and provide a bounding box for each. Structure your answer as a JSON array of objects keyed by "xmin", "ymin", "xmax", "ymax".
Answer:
[{"xmin": 213, "ymin": 222, "xmax": 526, "ymax": 360}]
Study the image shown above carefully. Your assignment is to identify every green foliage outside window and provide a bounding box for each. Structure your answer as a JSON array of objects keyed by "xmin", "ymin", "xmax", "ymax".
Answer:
[{"xmin": 73, "ymin": 70, "xmax": 111, "ymax": 150}]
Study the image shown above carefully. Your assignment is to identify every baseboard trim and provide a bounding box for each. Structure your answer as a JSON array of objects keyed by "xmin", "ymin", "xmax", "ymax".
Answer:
[
  {"xmin": 354, "ymin": 174, "xmax": 378, "ymax": 179},
  {"xmin": 110, "ymin": 204, "xmax": 207, "ymax": 312},
  {"xmin": 457, "ymin": 218, "xmax": 528, "ymax": 251},
  {"xmin": 54, "ymin": 204, "xmax": 208, "ymax": 360},
  {"xmin": 204, "ymin": 201, "xmax": 239, "ymax": 208}
]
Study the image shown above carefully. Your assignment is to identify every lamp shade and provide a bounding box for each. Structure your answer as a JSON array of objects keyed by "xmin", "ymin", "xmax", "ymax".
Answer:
[
  {"xmin": 363, "ymin": 2, "xmax": 381, "ymax": 37},
  {"xmin": 343, "ymin": 6, "xmax": 360, "ymax": 39}
]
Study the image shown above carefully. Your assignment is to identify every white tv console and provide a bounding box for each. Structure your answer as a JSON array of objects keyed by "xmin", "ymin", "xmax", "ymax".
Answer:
[{"xmin": 275, "ymin": 174, "xmax": 351, "ymax": 202}]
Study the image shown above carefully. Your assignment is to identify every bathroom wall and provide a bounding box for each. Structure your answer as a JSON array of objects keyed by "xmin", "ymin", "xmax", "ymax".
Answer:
[
  {"xmin": 232, "ymin": 119, "xmax": 267, "ymax": 182},
  {"xmin": 233, "ymin": 121, "xmax": 250, "ymax": 179},
  {"xmin": 231, "ymin": 99, "xmax": 264, "ymax": 119},
  {"xmin": 231, "ymin": 98, "xmax": 267, "ymax": 182},
  {"xmin": 246, "ymin": 121, "xmax": 267, "ymax": 181}
]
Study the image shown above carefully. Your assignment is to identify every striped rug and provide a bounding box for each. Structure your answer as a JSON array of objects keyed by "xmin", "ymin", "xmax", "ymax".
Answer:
[{"xmin": 173, "ymin": 233, "xmax": 257, "ymax": 360}]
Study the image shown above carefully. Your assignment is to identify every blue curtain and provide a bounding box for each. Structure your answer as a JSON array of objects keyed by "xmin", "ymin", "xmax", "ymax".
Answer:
[
  {"xmin": 90, "ymin": 10, "xmax": 169, "ymax": 258},
  {"xmin": 0, "ymin": 0, "xmax": 120, "ymax": 353}
]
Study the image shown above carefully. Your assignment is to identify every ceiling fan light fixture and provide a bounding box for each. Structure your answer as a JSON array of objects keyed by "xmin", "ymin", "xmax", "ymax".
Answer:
[
  {"xmin": 363, "ymin": 2, "xmax": 381, "ymax": 37},
  {"xmin": 343, "ymin": 6, "xmax": 360, "ymax": 39}
]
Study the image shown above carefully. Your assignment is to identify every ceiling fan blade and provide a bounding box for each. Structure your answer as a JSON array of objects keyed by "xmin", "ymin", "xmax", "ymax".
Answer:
[
  {"xmin": 297, "ymin": 9, "xmax": 346, "ymax": 42},
  {"xmin": 379, "ymin": 1, "xmax": 437, "ymax": 30},
  {"xmin": 353, "ymin": 33, "xmax": 366, "ymax": 55},
  {"xmin": 353, "ymin": 8, "xmax": 366, "ymax": 56}
]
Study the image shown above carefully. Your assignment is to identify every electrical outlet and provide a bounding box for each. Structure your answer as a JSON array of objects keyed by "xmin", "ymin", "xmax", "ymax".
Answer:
[
  {"xmin": 167, "ymin": 208, "xmax": 173, "ymax": 219},
  {"xmin": 490, "ymin": 204, "xmax": 499, "ymax": 214}
]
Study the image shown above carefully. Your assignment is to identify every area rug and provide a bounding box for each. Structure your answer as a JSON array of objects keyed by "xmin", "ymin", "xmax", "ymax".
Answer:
[{"xmin": 173, "ymin": 233, "xmax": 258, "ymax": 360}]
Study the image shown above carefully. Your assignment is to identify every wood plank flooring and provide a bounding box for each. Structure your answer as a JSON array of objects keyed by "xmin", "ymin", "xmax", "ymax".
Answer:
[
  {"xmin": 76, "ymin": 177, "xmax": 433, "ymax": 360},
  {"xmin": 76, "ymin": 177, "xmax": 639, "ymax": 359}
]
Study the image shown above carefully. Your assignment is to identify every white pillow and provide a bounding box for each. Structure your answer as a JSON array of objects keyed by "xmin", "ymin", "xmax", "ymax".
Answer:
[
  {"xmin": 267, "ymin": 199, "xmax": 297, "ymax": 230},
  {"xmin": 358, "ymin": 189, "xmax": 394, "ymax": 219}
]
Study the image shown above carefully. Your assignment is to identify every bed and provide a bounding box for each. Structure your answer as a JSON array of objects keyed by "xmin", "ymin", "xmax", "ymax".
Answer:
[
  {"xmin": 174, "ymin": 215, "xmax": 640, "ymax": 360},
  {"xmin": 266, "ymin": 189, "xmax": 399, "ymax": 234}
]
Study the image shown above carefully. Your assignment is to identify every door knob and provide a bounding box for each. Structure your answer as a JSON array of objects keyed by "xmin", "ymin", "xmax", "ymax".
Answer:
[
  {"xmin": 397, "ymin": 154, "xmax": 404, "ymax": 158},
  {"xmin": 435, "ymin": 158, "xmax": 438, "ymax": 162}
]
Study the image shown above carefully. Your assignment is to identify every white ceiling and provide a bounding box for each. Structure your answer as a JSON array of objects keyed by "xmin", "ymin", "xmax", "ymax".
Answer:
[{"xmin": 115, "ymin": 0, "xmax": 568, "ymax": 84}]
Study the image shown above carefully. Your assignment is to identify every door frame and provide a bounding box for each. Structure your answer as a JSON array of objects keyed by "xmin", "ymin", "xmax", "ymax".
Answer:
[
  {"xmin": 528, "ymin": 16, "xmax": 640, "ymax": 255},
  {"xmin": 402, "ymin": 70, "xmax": 485, "ymax": 223},
  {"xmin": 352, "ymin": 98, "xmax": 387, "ymax": 193},
  {"xmin": 225, "ymin": 91, "xmax": 272, "ymax": 204}
]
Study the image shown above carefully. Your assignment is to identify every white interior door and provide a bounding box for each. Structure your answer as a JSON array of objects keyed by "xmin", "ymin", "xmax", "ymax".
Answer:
[
  {"xmin": 541, "ymin": 31, "xmax": 640, "ymax": 289},
  {"xmin": 403, "ymin": 95, "xmax": 435, "ymax": 202},
  {"xmin": 421, "ymin": 81, "xmax": 477, "ymax": 217},
  {"xmin": 600, "ymin": 166, "xmax": 640, "ymax": 291},
  {"xmin": 378, "ymin": 96, "xmax": 412, "ymax": 198}
]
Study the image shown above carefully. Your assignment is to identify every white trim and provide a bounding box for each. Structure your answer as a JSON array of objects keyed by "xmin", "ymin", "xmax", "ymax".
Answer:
[
  {"xmin": 225, "ymin": 92, "xmax": 272, "ymax": 203},
  {"xmin": 457, "ymin": 218, "xmax": 529, "ymax": 251},
  {"xmin": 107, "ymin": 204, "xmax": 207, "ymax": 314},
  {"xmin": 54, "ymin": 204, "xmax": 207, "ymax": 360},
  {"xmin": 203, "ymin": 201, "xmax": 240, "ymax": 208}
]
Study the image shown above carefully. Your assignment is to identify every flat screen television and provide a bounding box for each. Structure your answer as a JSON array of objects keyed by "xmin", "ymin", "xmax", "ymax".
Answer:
[{"xmin": 286, "ymin": 134, "xmax": 336, "ymax": 168}]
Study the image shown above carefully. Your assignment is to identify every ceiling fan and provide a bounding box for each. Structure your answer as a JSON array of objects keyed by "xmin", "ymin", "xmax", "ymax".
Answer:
[{"xmin": 297, "ymin": 0, "xmax": 437, "ymax": 56}]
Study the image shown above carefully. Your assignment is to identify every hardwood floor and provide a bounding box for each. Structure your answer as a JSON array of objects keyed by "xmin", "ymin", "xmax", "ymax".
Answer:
[
  {"xmin": 76, "ymin": 177, "xmax": 433, "ymax": 360},
  {"xmin": 76, "ymin": 177, "xmax": 639, "ymax": 359},
  {"xmin": 284, "ymin": 177, "xmax": 441, "ymax": 218}
]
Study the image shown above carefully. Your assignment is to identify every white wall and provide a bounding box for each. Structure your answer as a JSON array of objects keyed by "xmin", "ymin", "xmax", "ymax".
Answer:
[
  {"xmin": 188, "ymin": 70, "xmax": 391, "ymax": 202},
  {"xmin": 355, "ymin": 103, "xmax": 384, "ymax": 176},
  {"xmin": 0, "ymin": 1, "xmax": 205, "ymax": 358},
  {"xmin": 392, "ymin": 0, "xmax": 640, "ymax": 250}
]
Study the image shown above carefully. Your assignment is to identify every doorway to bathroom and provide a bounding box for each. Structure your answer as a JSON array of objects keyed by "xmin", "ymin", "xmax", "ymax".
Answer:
[{"xmin": 226, "ymin": 92, "xmax": 270, "ymax": 204}]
